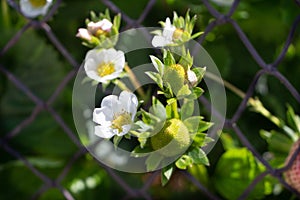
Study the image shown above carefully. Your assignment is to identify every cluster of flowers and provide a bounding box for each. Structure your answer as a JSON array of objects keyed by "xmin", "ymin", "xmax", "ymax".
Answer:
[{"xmin": 77, "ymin": 10, "xmax": 213, "ymax": 184}]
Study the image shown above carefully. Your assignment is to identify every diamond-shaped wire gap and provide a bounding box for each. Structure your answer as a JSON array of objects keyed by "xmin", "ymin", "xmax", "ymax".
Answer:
[
  {"xmin": 230, "ymin": 70, "xmax": 266, "ymax": 123},
  {"xmin": 59, "ymin": 154, "xmax": 122, "ymax": 199},
  {"xmin": 115, "ymin": 172, "xmax": 158, "ymax": 199},
  {"xmin": 100, "ymin": 0, "xmax": 154, "ymax": 44},
  {"xmin": 0, "ymin": 64, "xmax": 43, "ymax": 105},
  {"xmin": 47, "ymin": 107, "xmax": 82, "ymax": 147},
  {"xmin": 180, "ymin": 170, "xmax": 222, "ymax": 200},
  {"xmin": 139, "ymin": 171, "xmax": 160, "ymax": 193},
  {"xmin": 0, "ymin": 25, "xmax": 69, "ymax": 103},
  {"xmin": 4, "ymin": 105, "xmax": 42, "ymax": 139},
  {"xmin": 57, "ymin": 184, "xmax": 76, "ymax": 200},
  {"xmin": 1, "ymin": 141, "xmax": 53, "ymax": 185},
  {"xmin": 0, "ymin": 65, "xmax": 44, "ymax": 139},
  {"xmin": 33, "ymin": 186, "xmax": 75, "ymax": 200},
  {"xmin": 237, "ymin": 171, "xmax": 269, "ymax": 200},
  {"xmin": 47, "ymin": 69, "xmax": 78, "ymax": 106},
  {"xmin": 31, "ymin": 184, "xmax": 51, "ymax": 200},
  {"xmin": 101, "ymin": 166, "xmax": 139, "ymax": 198},
  {"xmin": 228, "ymin": 19, "xmax": 267, "ymax": 68},
  {"xmin": 136, "ymin": 0, "xmax": 156, "ymax": 24},
  {"xmin": 231, "ymin": 124, "xmax": 273, "ymax": 171},
  {"xmin": 56, "ymin": 148, "xmax": 88, "ymax": 184},
  {"xmin": 41, "ymin": 23, "xmax": 79, "ymax": 68},
  {"xmin": 272, "ymin": 15, "xmax": 300, "ymax": 68},
  {"xmin": 42, "ymin": 0, "xmax": 63, "ymax": 22},
  {"xmin": 3, "ymin": 109, "xmax": 79, "ymax": 177},
  {"xmin": 269, "ymin": 69, "xmax": 300, "ymax": 104},
  {"xmin": 0, "ymin": 22, "xmax": 32, "ymax": 56},
  {"xmin": 101, "ymin": 0, "xmax": 138, "ymax": 28}
]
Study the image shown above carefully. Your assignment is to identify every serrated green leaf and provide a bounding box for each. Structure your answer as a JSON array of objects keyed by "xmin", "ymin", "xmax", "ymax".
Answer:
[
  {"xmin": 137, "ymin": 131, "xmax": 151, "ymax": 148},
  {"xmin": 163, "ymin": 50, "xmax": 176, "ymax": 66},
  {"xmin": 191, "ymin": 132, "xmax": 206, "ymax": 146},
  {"xmin": 180, "ymin": 99, "xmax": 194, "ymax": 120},
  {"xmin": 176, "ymin": 84, "xmax": 191, "ymax": 99},
  {"xmin": 191, "ymin": 87, "xmax": 204, "ymax": 98},
  {"xmin": 150, "ymin": 97, "xmax": 166, "ymax": 121},
  {"xmin": 183, "ymin": 116, "xmax": 212, "ymax": 133},
  {"xmin": 188, "ymin": 147, "xmax": 209, "ymax": 166},
  {"xmin": 161, "ymin": 164, "xmax": 174, "ymax": 186},
  {"xmin": 141, "ymin": 109, "xmax": 161, "ymax": 124},
  {"xmin": 286, "ymin": 104, "xmax": 300, "ymax": 134},
  {"xmin": 145, "ymin": 71, "xmax": 163, "ymax": 89},
  {"xmin": 175, "ymin": 155, "xmax": 193, "ymax": 170},
  {"xmin": 191, "ymin": 32, "xmax": 204, "ymax": 40},
  {"xmin": 113, "ymin": 14, "xmax": 121, "ymax": 30},
  {"xmin": 260, "ymin": 130, "xmax": 293, "ymax": 154},
  {"xmin": 163, "ymin": 81, "xmax": 174, "ymax": 98},
  {"xmin": 150, "ymin": 55, "xmax": 164, "ymax": 75},
  {"xmin": 192, "ymin": 67, "xmax": 206, "ymax": 85}
]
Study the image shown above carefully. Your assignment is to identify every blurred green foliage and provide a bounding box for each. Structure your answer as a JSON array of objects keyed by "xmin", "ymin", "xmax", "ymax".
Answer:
[{"xmin": 1, "ymin": 0, "xmax": 300, "ymax": 199}]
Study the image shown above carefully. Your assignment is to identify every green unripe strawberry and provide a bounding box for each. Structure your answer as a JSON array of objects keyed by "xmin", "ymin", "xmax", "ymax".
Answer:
[
  {"xmin": 163, "ymin": 64, "xmax": 185, "ymax": 95},
  {"xmin": 151, "ymin": 118, "xmax": 190, "ymax": 157},
  {"xmin": 284, "ymin": 139, "xmax": 300, "ymax": 192}
]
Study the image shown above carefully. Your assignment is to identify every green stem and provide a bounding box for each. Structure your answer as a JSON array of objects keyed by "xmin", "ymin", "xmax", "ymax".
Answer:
[
  {"xmin": 113, "ymin": 79, "xmax": 132, "ymax": 92},
  {"xmin": 171, "ymin": 100, "xmax": 180, "ymax": 119},
  {"xmin": 124, "ymin": 65, "xmax": 146, "ymax": 99},
  {"xmin": 1, "ymin": 0, "xmax": 11, "ymax": 28},
  {"xmin": 205, "ymin": 71, "xmax": 282, "ymax": 127}
]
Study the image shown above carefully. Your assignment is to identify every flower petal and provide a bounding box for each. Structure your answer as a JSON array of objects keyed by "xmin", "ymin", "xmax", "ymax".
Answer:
[
  {"xmin": 152, "ymin": 36, "xmax": 172, "ymax": 47},
  {"xmin": 187, "ymin": 70, "xmax": 198, "ymax": 86},
  {"xmin": 93, "ymin": 107, "xmax": 113, "ymax": 125},
  {"xmin": 119, "ymin": 91, "xmax": 138, "ymax": 116},
  {"xmin": 76, "ymin": 28, "xmax": 92, "ymax": 41},
  {"xmin": 94, "ymin": 125, "xmax": 115, "ymax": 138},
  {"xmin": 101, "ymin": 94, "xmax": 118, "ymax": 110}
]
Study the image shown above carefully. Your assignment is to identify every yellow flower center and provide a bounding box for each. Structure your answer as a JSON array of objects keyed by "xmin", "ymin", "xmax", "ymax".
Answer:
[
  {"xmin": 29, "ymin": 0, "xmax": 47, "ymax": 8},
  {"xmin": 111, "ymin": 112, "xmax": 132, "ymax": 133},
  {"xmin": 172, "ymin": 29, "xmax": 184, "ymax": 40},
  {"xmin": 95, "ymin": 29, "xmax": 109, "ymax": 37},
  {"xmin": 97, "ymin": 62, "xmax": 115, "ymax": 77}
]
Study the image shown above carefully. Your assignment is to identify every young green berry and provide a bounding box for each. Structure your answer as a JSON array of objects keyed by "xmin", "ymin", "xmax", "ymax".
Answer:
[
  {"xmin": 150, "ymin": 118, "xmax": 190, "ymax": 157},
  {"xmin": 163, "ymin": 64, "xmax": 185, "ymax": 95},
  {"xmin": 284, "ymin": 139, "xmax": 300, "ymax": 193}
]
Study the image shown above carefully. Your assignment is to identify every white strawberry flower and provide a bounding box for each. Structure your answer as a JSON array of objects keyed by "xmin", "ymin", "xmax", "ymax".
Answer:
[
  {"xmin": 20, "ymin": 0, "xmax": 53, "ymax": 18},
  {"xmin": 84, "ymin": 48, "xmax": 125, "ymax": 83},
  {"xmin": 93, "ymin": 91, "xmax": 138, "ymax": 138},
  {"xmin": 152, "ymin": 17, "xmax": 176, "ymax": 47}
]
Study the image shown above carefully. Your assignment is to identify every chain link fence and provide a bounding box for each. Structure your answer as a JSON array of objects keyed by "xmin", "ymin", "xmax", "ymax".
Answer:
[{"xmin": 1, "ymin": 0, "xmax": 300, "ymax": 199}]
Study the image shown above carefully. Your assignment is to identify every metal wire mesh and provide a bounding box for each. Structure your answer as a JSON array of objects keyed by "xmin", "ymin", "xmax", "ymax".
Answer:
[{"xmin": 1, "ymin": 0, "xmax": 300, "ymax": 199}]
